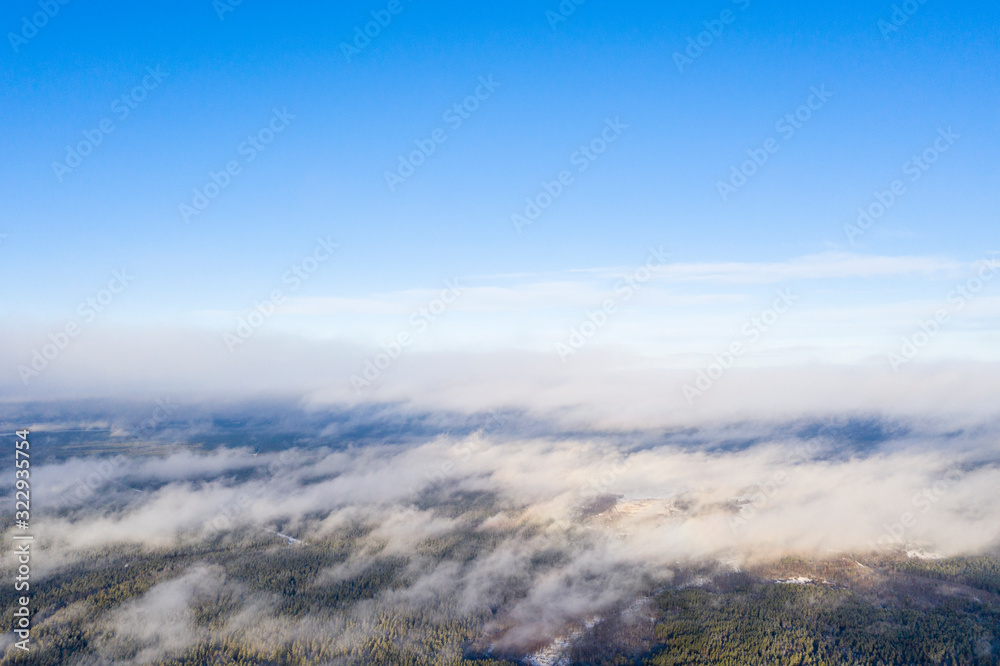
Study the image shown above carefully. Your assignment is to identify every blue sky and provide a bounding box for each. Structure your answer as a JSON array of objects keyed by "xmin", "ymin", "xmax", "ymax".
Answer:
[{"xmin": 2, "ymin": 1, "xmax": 999, "ymax": 398}]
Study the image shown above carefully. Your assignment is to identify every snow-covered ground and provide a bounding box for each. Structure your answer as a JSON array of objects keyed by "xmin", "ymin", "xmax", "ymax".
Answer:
[
  {"xmin": 774, "ymin": 576, "xmax": 835, "ymax": 586},
  {"xmin": 775, "ymin": 576, "xmax": 815, "ymax": 585},
  {"xmin": 525, "ymin": 618, "xmax": 601, "ymax": 666}
]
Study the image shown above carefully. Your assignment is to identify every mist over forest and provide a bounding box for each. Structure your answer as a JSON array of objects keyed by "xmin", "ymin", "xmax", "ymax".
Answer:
[{"xmin": 2, "ymin": 399, "xmax": 998, "ymax": 664}]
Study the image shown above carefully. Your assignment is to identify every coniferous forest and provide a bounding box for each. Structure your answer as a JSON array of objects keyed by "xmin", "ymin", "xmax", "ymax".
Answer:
[{"xmin": 2, "ymin": 513, "xmax": 997, "ymax": 665}]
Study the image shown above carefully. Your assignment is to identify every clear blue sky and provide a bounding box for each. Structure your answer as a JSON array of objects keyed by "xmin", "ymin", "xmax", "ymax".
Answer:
[{"xmin": 2, "ymin": 0, "xmax": 998, "ymax": 323}]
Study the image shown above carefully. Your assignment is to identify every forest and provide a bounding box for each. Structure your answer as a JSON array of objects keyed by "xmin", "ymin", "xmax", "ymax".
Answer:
[{"xmin": 2, "ymin": 514, "xmax": 997, "ymax": 665}]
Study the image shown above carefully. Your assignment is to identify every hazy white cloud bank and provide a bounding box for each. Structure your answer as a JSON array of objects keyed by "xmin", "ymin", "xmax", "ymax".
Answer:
[
  {"xmin": 3, "ymin": 250, "xmax": 998, "ymax": 660},
  {"xmin": 3, "ymin": 403, "xmax": 998, "ymax": 661},
  {"xmin": 19, "ymin": 421, "xmax": 1000, "ymax": 574},
  {"xmin": 6, "ymin": 251, "xmax": 1000, "ymax": 402}
]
